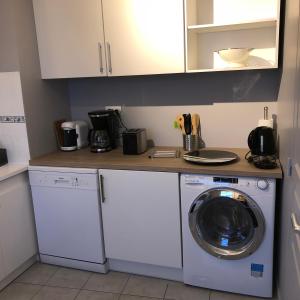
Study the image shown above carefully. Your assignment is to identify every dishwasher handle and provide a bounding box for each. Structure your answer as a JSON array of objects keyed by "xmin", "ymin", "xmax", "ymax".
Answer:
[{"xmin": 99, "ymin": 174, "xmax": 105, "ymax": 203}]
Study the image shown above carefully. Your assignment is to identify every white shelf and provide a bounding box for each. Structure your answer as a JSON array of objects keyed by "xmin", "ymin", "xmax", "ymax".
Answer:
[
  {"xmin": 188, "ymin": 19, "xmax": 277, "ymax": 34},
  {"xmin": 186, "ymin": 64, "xmax": 278, "ymax": 73}
]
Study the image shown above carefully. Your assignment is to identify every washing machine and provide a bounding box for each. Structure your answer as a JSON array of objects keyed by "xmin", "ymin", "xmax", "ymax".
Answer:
[{"xmin": 181, "ymin": 174, "xmax": 276, "ymax": 298}]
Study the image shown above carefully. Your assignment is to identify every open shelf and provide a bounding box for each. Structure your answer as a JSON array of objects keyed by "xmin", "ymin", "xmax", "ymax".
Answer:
[
  {"xmin": 184, "ymin": 0, "xmax": 280, "ymax": 72},
  {"xmin": 188, "ymin": 19, "xmax": 277, "ymax": 34}
]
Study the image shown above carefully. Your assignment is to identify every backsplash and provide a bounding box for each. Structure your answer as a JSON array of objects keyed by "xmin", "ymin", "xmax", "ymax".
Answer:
[
  {"xmin": 0, "ymin": 72, "xmax": 30, "ymax": 163},
  {"xmin": 71, "ymin": 102, "xmax": 277, "ymax": 148}
]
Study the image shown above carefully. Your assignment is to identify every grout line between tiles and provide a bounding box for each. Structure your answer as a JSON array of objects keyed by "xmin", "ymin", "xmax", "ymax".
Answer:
[
  {"xmin": 79, "ymin": 270, "xmax": 94, "ymax": 290},
  {"xmin": 44, "ymin": 265, "xmax": 61, "ymax": 285},
  {"xmin": 163, "ymin": 283, "xmax": 168, "ymax": 299},
  {"xmin": 73, "ymin": 288, "xmax": 82, "ymax": 300},
  {"xmin": 120, "ymin": 273, "xmax": 131, "ymax": 295},
  {"xmin": 29, "ymin": 284, "xmax": 43, "ymax": 300}
]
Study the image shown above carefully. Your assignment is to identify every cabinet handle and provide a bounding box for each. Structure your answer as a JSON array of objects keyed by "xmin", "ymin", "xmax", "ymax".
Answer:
[
  {"xmin": 98, "ymin": 43, "xmax": 104, "ymax": 73},
  {"xmin": 99, "ymin": 174, "xmax": 105, "ymax": 203},
  {"xmin": 291, "ymin": 213, "xmax": 300, "ymax": 232},
  {"xmin": 107, "ymin": 42, "xmax": 112, "ymax": 74}
]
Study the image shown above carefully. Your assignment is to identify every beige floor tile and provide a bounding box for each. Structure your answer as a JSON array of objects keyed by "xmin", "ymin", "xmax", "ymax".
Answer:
[
  {"xmin": 83, "ymin": 271, "xmax": 129, "ymax": 293},
  {"xmin": 165, "ymin": 282, "xmax": 210, "ymax": 300},
  {"xmin": 119, "ymin": 295, "xmax": 161, "ymax": 300},
  {"xmin": 76, "ymin": 290, "xmax": 120, "ymax": 300},
  {"xmin": 123, "ymin": 275, "xmax": 168, "ymax": 298},
  {"xmin": 210, "ymin": 290, "xmax": 266, "ymax": 300},
  {"xmin": 46, "ymin": 267, "xmax": 91, "ymax": 289},
  {"xmin": 32, "ymin": 286, "xmax": 79, "ymax": 300},
  {"xmin": 0, "ymin": 283, "xmax": 41, "ymax": 300},
  {"xmin": 15, "ymin": 263, "xmax": 58, "ymax": 285}
]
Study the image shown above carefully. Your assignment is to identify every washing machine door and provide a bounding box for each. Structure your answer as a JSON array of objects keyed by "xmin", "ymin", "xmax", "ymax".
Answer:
[{"xmin": 189, "ymin": 188, "xmax": 265, "ymax": 260}]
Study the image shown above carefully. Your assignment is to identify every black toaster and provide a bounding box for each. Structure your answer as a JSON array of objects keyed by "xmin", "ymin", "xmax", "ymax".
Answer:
[
  {"xmin": 122, "ymin": 129, "xmax": 147, "ymax": 155},
  {"xmin": 0, "ymin": 149, "xmax": 8, "ymax": 167}
]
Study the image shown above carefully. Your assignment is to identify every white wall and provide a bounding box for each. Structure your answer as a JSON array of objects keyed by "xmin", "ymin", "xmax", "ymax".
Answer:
[
  {"xmin": 72, "ymin": 101, "xmax": 277, "ymax": 148},
  {"xmin": 0, "ymin": 0, "xmax": 71, "ymax": 159},
  {"xmin": 0, "ymin": 72, "xmax": 30, "ymax": 163}
]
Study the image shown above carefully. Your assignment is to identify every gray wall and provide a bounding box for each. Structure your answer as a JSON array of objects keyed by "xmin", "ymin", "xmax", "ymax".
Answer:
[
  {"xmin": 277, "ymin": 0, "xmax": 300, "ymax": 298},
  {"xmin": 0, "ymin": 0, "xmax": 71, "ymax": 158},
  {"xmin": 69, "ymin": 69, "xmax": 281, "ymax": 109}
]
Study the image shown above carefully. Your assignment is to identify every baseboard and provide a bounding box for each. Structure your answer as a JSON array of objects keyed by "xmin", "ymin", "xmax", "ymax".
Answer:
[
  {"xmin": 108, "ymin": 258, "xmax": 183, "ymax": 281},
  {"xmin": 40, "ymin": 254, "xmax": 108, "ymax": 273},
  {"xmin": 0, "ymin": 255, "xmax": 37, "ymax": 291}
]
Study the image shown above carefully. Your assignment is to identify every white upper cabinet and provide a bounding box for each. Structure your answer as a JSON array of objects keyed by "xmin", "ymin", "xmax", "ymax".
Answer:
[
  {"xmin": 33, "ymin": 0, "xmax": 107, "ymax": 79},
  {"xmin": 33, "ymin": 0, "xmax": 185, "ymax": 78},
  {"xmin": 185, "ymin": 0, "xmax": 281, "ymax": 72},
  {"xmin": 102, "ymin": 0, "xmax": 185, "ymax": 76}
]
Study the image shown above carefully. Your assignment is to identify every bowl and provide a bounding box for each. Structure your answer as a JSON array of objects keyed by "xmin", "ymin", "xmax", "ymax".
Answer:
[{"xmin": 217, "ymin": 48, "xmax": 253, "ymax": 67}]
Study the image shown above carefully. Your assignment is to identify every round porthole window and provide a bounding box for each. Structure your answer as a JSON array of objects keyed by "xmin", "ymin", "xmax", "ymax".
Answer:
[{"xmin": 188, "ymin": 188, "xmax": 265, "ymax": 260}]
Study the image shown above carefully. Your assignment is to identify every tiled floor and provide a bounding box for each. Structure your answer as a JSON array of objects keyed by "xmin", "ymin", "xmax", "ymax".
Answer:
[{"xmin": 0, "ymin": 263, "xmax": 276, "ymax": 300}]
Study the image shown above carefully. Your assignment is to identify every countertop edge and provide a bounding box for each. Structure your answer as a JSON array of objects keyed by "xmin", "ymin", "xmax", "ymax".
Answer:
[
  {"xmin": 29, "ymin": 147, "xmax": 283, "ymax": 179},
  {"xmin": 29, "ymin": 161, "xmax": 283, "ymax": 179},
  {"xmin": 0, "ymin": 164, "xmax": 28, "ymax": 183}
]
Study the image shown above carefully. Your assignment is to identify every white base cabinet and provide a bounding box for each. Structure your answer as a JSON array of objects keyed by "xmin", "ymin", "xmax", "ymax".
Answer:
[
  {"xmin": 99, "ymin": 169, "xmax": 182, "ymax": 269},
  {"xmin": 0, "ymin": 173, "xmax": 37, "ymax": 281}
]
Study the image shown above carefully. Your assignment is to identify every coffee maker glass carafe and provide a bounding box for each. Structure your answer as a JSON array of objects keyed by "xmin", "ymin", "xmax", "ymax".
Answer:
[{"xmin": 88, "ymin": 110, "xmax": 117, "ymax": 153}]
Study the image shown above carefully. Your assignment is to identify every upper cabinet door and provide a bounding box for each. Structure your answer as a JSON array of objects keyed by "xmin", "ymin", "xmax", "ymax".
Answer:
[
  {"xmin": 33, "ymin": 0, "xmax": 107, "ymax": 79},
  {"xmin": 102, "ymin": 0, "xmax": 185, "ymax": 76}
]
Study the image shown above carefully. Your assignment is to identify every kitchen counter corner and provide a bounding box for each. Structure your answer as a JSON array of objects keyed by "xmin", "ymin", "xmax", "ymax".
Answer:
[{"xmin": 0, "ymin": 164, "xmax": 28, "ymax": 183}]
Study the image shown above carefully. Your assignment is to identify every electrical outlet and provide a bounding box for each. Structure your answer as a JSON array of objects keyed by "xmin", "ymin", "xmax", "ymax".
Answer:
[{"xmin": 105, "ymin": 106, "xmax": 122, "ymax": 112}]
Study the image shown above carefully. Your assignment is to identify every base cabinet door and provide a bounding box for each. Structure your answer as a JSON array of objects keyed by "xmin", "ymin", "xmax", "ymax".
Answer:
[
  {"xmin": 0, "ymin": 173, "xmax": 37, "ymax": 277},
  {"xmin": 99, "ymin": 169, "xmax": 182, "ymax": 268}
]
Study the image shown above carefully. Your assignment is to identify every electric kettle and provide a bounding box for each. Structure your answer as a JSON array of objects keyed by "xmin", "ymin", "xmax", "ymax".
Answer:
[
  {"xmin": 247, "ymin": 126, "xmax": 277, "ymax": 169},
  {"xmin": 248, "ymin": 126, "xmax": 276, "ymax": 156}
]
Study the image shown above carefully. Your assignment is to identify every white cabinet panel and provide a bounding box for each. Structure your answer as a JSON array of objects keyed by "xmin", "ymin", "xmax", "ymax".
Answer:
[
  {"xmin": 102, "ymin": 0, "xmax": 185, "ymax": 76},
  {"xmin": 0, "ymin": 173, "xmax": 37, "ymax": 276},
  {"xmin": 33, "ymin": 0, "xmax": 106, "ymax": 79},
  {"xmin": 100, "ymin": 170, "xmax": 182, "ymax": 268},
  {"xmin": 0, "ymin": 246, "xmax": 4, "ymax": 282}
]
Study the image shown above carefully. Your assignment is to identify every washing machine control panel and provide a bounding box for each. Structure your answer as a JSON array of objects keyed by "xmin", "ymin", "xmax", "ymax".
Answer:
[{"xmin": 183, "ymin": 175, "xmax": 271, "ymax": 192}]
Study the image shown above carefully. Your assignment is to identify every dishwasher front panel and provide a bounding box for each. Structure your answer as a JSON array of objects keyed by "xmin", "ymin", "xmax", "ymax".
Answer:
[{"xmin": 29, "ymin": 170, "xmax": 105, "ymax": 265}]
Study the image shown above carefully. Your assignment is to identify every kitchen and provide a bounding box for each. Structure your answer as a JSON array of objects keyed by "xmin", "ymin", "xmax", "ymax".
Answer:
[{"xmin": 0, "ymin": 0, "xmax": 299, "ymax": 300}]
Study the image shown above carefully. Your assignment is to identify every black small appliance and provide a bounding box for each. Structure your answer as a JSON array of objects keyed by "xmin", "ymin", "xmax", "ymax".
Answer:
[
  {"xmin": 122, "ymin": 129, "xmax": 147, "ymax": 155},
  {"xmin": 88, "ymin": 110, "xmax": 119, "ymax": 153},
  {"xmin": 247, "ymin": 126, "xmax": 277, "ymax": 169},
  {"xmin": 0, "ymin": 148, "xmax": 8, "ymax": 167}
]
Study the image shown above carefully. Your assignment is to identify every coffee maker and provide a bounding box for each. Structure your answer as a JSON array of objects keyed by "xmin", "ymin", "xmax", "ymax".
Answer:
[{"xmin": 88, "ymin": 110, "xmax": 119, "ymax": 153}]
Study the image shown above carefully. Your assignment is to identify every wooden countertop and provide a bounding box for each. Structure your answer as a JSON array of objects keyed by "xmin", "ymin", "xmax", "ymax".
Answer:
[{"xmin": 29, "ymin": 147, "xmax": 282, "ymax": 179}]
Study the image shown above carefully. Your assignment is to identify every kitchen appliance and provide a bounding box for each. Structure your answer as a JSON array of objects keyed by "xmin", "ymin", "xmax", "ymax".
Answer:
[
  {"xmin": 183, "ymin": 150, "xmax": 238, "ymax": 164},
  {"xmin": 181, "ymin": 174, "xmax": 276, "ymax": 298},
  {"xmin": 122, "ymin": 129, "xmax": 147, "ymax": 155},
  {"xmin": 28, "ymin": 166, "xmax": 108, "ymax": 273},
  {"xmin": 60, "ymin": 121, "xmax": 88, "ymax": 151},
  {"xmin": 0, "ymin": 148, "xmax": 8, "ymax": 167},
  {"xmin": 88, "ymin": 110, "xmax": 119, "ymax": 153},
  {"xmin": 247, "ymin": 126, "xmax": 277, "ymax": 169}
]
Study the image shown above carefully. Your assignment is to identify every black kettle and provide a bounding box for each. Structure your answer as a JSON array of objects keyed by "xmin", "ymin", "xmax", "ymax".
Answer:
[{"xmin": 248, "ymin": 126, "xmax": 276, "ymax": 156}]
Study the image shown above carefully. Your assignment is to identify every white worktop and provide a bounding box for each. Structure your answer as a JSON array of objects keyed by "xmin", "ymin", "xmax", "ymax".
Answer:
[{"xmin": 0, "ymin": 164, "xmax": 28, "ymax": 183}]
